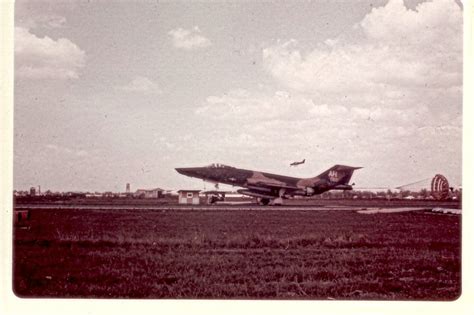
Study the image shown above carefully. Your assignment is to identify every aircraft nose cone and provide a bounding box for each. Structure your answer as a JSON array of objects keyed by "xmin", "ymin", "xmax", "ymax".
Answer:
[
  {"xmin": 175, "ymin": 168, "xmax": 188, "ymax": 175},
  {"xmin": 175, "ymin": 167, "xmax": 198, "ymax": 177}
]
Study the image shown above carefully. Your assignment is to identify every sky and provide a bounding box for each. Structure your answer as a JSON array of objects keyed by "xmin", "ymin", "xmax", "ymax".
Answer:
[{"xmin": 13, "ymin": 0, "xmax": 463, "ymax": 192}]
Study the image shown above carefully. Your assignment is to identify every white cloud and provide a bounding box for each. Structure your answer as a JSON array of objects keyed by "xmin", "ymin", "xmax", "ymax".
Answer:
[
  {"xmin": 15, "ymin": 26, "xmax": 85, "ymax": 80},
  {"xmin": 360, "ymin": 0, "xmax": 461, "ymax": 48},
  {"xmin": 20, "ymin": 14, "xmax": 67, "ymax": 29},
  {"xmin": 116, "ymin": 76, "xmax": 163, "ymax": 94},
  {"xmin": 197, "ymin": 88, "xmax": 429, "ymax": 128},
  {"xmin": 262, "ymin": 0, "xmax": 462, "ymax": 94},
  {"xmin": 168, "ymin": 26, "xmax": 211, "ymax": 50},
  {"xmin": 349, "ymin": 105, "xmax": 429, "ymax": 124},
  {"xmin": 192, "ymin": 81, "xmax": 460, "ymax": 184},
  {"xmin": 256, "ymin": 0, "xmax": 462, "ymax": 181},
  {"xmin": 196, "ymin": 88, "xmax": 431, "ymax": 130},
  {"xmin": 189, "ymin": 0, "xmax": 461, "ymax": 185},
  {"xmin": 196, "ymin": 89, "xmax": 316, "ymax": 121}
]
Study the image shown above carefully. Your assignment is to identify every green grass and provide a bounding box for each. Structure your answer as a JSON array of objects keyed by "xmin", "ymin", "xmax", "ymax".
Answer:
[{"xmin": 13, "ymin": 209, "xmax": 460, "ymax": 299}]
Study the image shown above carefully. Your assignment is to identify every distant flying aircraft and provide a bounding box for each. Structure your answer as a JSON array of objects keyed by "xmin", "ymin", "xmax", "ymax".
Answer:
[
  {"xmin": 176, "ymin": 163, "xmax": 361, "ymax": 205},
  {"xmin": 290, "ymin": 159, "xmax": 305, "ymax": 166}
]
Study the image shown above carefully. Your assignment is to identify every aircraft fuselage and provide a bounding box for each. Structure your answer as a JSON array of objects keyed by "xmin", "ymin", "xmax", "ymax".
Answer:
[{"xmin": 176, "ymin": 163, "xmax": 361, "ymax": 203}]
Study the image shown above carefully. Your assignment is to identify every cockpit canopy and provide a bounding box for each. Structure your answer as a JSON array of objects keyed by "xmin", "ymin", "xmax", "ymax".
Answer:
[{"xmin": 206, "ymin": 163, "xmax": 234, "ymax": 169}]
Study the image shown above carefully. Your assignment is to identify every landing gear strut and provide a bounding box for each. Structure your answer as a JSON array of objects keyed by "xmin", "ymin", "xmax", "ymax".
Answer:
[
  {"xmin": 257, "ymin": 198, "xmax": 270, "ymax": 206},
  {"xmin": 271, "ymin": 197, "xmax": 283, "ymax": 206}
]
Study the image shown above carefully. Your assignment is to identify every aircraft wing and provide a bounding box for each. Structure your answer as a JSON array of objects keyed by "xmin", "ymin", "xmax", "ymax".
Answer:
[
  {"xmin": 245, "ymin": 172, "xmax": 300, "ymax": 191},
  {"xmin": 239, "ymin": 181, "xmax": 305, "ymax": 201},
  {"xmin": 247, "ymin": 180, "xmax": 300, "ymax": 191}
]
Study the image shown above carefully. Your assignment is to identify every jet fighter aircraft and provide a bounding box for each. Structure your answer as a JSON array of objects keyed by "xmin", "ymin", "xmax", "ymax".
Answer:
[
  {"xmin": 290, "ymin": 159, "xmax": 305, "ymax": 166},
  {"xmin": 176, "ymin": 163, "xmax": 361, "ymax": 205}
]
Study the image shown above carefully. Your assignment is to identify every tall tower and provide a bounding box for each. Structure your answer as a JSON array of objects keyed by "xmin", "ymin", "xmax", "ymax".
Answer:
[{"xmin": 126, "ymin": 183, "xmax": 130, "ymax": 194}]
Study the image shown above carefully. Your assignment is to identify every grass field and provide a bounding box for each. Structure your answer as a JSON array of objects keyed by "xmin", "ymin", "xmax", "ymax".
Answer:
[{"xmin": 13, "ymin": 208, "xmax": 461, "ymax": 299}]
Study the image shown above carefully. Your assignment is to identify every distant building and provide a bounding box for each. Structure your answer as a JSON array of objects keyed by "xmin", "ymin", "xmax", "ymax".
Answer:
[
  {"xmin": 134, "ymin": 188, "xmax": 164, "ymax": 198},
  {"xmin": 29, "ymin": 187, "xmax": 36, "ymax": 196},
  {"xmin": 163, "ymin": 190, "xmax": 179, "ymax": 196},
  {"xmin": 178, "ymin": 190, "xmax": 201, "ymax": 205},
  {"xmin": 14, "ymin": 190, "xmax": 30, "ymax": 197},
  {"xmin": 126, "ymin": 183, "xmax": 130, "ymax": 194}
]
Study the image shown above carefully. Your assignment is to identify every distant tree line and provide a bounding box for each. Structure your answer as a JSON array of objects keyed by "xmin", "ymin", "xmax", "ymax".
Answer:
[{"xmin": 313, "ymin": 188, "xmax": 461, "ymax": 201}]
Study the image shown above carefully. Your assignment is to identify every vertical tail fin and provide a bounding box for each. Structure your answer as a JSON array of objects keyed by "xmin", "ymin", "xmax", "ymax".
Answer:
[{"xmin": 317, "ymin": 165, "xmax": 362, "ymax": 185}]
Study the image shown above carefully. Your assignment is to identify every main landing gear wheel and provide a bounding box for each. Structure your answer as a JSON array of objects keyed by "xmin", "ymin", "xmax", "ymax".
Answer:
[{"xmin": 257, "ymin": 198, "xmax": 270, "ymax": 206}]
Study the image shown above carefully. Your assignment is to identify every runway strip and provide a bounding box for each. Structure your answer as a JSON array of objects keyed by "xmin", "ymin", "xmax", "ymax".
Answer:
[
  {"xmin": 357, "ymin": 207, "xmax": 428, "ymax": 214},
  {"xmin": 14, "ymin": 204, "xmax": 429, "ymax": 212}
]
